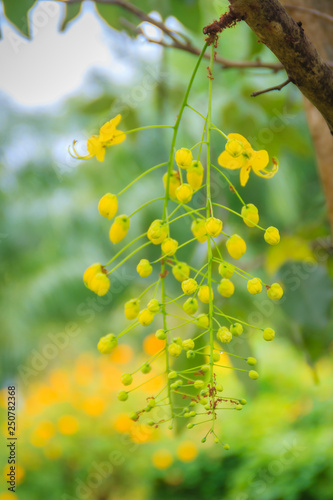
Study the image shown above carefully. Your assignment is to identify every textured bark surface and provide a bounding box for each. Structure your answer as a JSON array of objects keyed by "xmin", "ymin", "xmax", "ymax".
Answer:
[
  {"xmin": 222, "ymin": 0, "xmax": 333, "ymax": 134},
  {"xmin": 282, "ymin": 0, "xmax": 333, "ymax": 232}
]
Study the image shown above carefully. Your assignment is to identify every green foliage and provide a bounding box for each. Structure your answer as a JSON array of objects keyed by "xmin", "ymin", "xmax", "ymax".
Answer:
[
  {"xmin": 60, "ymin": 3, "xmax": 82, "ymax": 32},
  {"xmin": 2, "ymin": 0, "xmax": 37, "ymax": 37}
]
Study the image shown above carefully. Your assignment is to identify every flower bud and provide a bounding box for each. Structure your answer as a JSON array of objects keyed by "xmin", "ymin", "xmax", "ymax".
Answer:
[
  {"xmin": 224, "ymin": 444, "xmax": 230, "ymax": 450},
  {"xmin": 124, "ymin": 299, "xmax": 140, "ymax": 320},
  {"xmin": 172, "ymin": 262, "xmax": 190, "ymax": 282},
  {"xmin": 97, "ymin": 333, "xmax": 118, "ymax": 354},
  {"xmin": 216, "ymin": 384, "xmax": 223, "ymax": 392},
  {"xmin": 89, "ymin": 272, "xmax": 110, "ymax": 296},
  {"xmin": 247, "ymin": 278, "xmax": 262, "ymax": 295},
  {"xmin": 205, "ymin": 217, "xmax": 223, "ymax": 237},
  {"xmin": 212, "ymin": 352, "xmax": 220, "ymax": 362},
  {"xmin": 141, "ymin": 363, "xmax": 152, "ymax": 374},
  {"xmin": 201, "ymin": 365, "xmax": 210, "ymax": 373},
  {"xmin": 241, "ymin": 203, "xmax": 259, "ymax": 228},
  {"xmin": 186, "ymin": 160, "xmax": 204, "ymax": 190},
  {"xmin": 226, "ymin": 234, "xmax": 247, "ymax": 259},
  {"xmin": 121, "ymin": 373, "xmax": 133, "ymax": 386},
  {"xmin": 230, "ymin": 323, "xmax": 243, "ymax": 336},
  {"xmin": 217, "ymin": 327, "xmax": 232, "ymax": 343},
  {"xmin": 98, "ymin": 193, "xmax": 118, "ymax": 219},
  {"xmin": 137, "ymin": 259, "xmax": 152, "ymax": 278},
  {"xmin": 187, "ymin": 423, "xmax": 194, "ymax": 429},
  {"xmin": 161, "ymin": 237, "xmax": 178, "ymax": 256},
  {"xmin": 249, "ymin": 370, "xmax": 259, "ymax": 380},
  {"xmin": 117, "ymin": 391, "xmax": 128, "ymax": 401},
  {"xmin": 267, "ymin": 283, "xmax": 283, "ymax": 300},
  {"xmin": 168, "ymin": 371, "xmax": 177, "ymax": 379},
  {"xmin": 186, "ymin": 350, "xmax": 195, "ymax": 359},
  {"xmin": 218, "ymin": 262, "xmax": 234, "ymax": 278},
  {"xmin": 155, "ymin": 329, "xmax": 167, "ymax": 340},
  {"xmin": 198, "ymin": 285, "xmax": 213, "ymax": 304},
  {"xmin": 225, "ymin": 139, "xmax": 243, "ymax": 157},
  {"xmin": 240, "ymin": 399, "xmax": 247, "ymax": 405},
  {"xmin": 246, "ymin": 357, "xmax": 257, "ymax": 366},
  {"xmin": 176, "ymin": 183, "xmax": 193, "ymax": 204},
  {"xmin": 182, "ymin": 339, "xmax": 195, "ymax": 350},
  {"xmin": 175, "ymin": 147, "xmax": 193, "ymax": 169},
  {"xmin": 195, "ymin": 314, "xmax": 209, "ymax": 329},
  {"xmin": 194, "ymin": 380, "xmax": 204, "ymax": 389},
  {"xmin": 264, "ymin": 226, "xmax": 280, "ymax": 245},
  {"xmin": 129, "ymin": 412, "xmax": 138, "ymax": 421},
  {"xmin": 183, "ymin": 298, "xmax": 198, "ymax": 315},
  {"xmin": 147, "ymin": 299, "xmax": 160, "ymax": 313},
  {"xmin": 191, "ymin": 218, "xmax": 207, "ymax": 243},
  {"xmin": 147, "ymin": 219, "xmax": 168, "ymax": 244},
  {"xmin": 218, "ymin": 279, "xmax": 235, "ymax": 297},
  {"xmin": 168, "ymin": 343, "xmax": 182, "ymax": 358},
  {"xmin": 138, "ymin": 309, "xmax": 154, "ymax": 326},
  {"xmin": 263, "ymin": 327, "xmax": 275, "ymax": 341},
  {"xmin": 83, "ymin": 262, "xmax": 102, "ymax": 288},
  {"xmin": 163, "ymin": 170, "xmax": 180, "ymax": 199},
  {"xmin": 109, "ymin": 215, "xmax": 130, "ymax": 243},
  {"xmin": 181, "ymin": 278, "xmax": 198, "ymax": 295}
]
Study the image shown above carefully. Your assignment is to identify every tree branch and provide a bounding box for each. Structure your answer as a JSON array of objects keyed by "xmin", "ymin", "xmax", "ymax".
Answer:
[
  {"xmin": 251, "ymin": 78, "xmax": 291, "ymax": 96},
  {"xmin": 284, "ymin": 4, "xmax": 333, "ymax": 23},
  {"xmin": 204, "ymin": 0, "xmax": 333, "ymax": 134}
]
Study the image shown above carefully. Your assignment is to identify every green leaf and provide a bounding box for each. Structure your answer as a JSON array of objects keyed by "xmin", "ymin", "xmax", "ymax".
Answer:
[
  {"xmin": 60, "ymin": 3, "xmax": 82, "ymax": 32},
  {"xmin": 95, "ymin": 2, "xmax": 135, "ymax": 32},
  {"xmin": 277, "ymin": 262, "xmax": 333, "ymax": 329},
  {"xmin": 2, "ymin": 0, "xmax": 37, "ymax": 38}
]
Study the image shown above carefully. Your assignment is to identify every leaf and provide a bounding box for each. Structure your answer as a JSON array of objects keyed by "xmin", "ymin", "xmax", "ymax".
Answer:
[
  {"xmin": 2, "ymin": 0, "xmax": 37, "ymax": 38},
  {"xmin": 169, "ymin": 0, "xmax": 202, "ymax": 32},
  {"xmin": 60, "ymin": 3, "xmax": 82, "ymax": 32},
  {"xmin": 277, "ymin": 262, "xmax": 333, "ymax": 329},
  {"xmin": 95, "ymin": 2, "xmax": 136, "ymax": 32}
]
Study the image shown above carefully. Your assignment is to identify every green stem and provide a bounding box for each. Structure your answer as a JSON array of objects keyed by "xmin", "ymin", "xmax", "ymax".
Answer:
[
  {"xmin": 117, "ymin": 162, "xmax": 168, "ymax": 196},
  {"xmin": 129, "ymin": 197, "xmax": 164, "ymax": 218},
  {"xmin": 107, "ymin": 241, "xmax": 151, "ymax": 275}
]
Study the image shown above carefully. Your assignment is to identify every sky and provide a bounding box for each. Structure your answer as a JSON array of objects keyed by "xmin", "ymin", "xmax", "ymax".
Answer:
[{"xmin": 0, "ymin": 1, "xmax": 162, "ymax": 108}]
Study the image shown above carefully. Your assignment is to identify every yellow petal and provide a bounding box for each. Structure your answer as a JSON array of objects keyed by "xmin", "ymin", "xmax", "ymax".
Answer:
[
  {"xmin": 87, "ymin": 136, "xmax": 105, "ymax": 160},
  {"xmin": 240, "ymin": 165, "xmax": 251, "ymax": 186},
  {"xmin": 228, "ymin": 133, "xmax": 251, "ymax": 150},
  {"xmin": 108, "ymin": 130, "xmax": 126, "ymax": 145},
  {"xmin": 251, "ymin": 150, "xmax": 269, "ymax": 173},
  {"xmin": 218, "ymin": 150, "xmax": 245, "ymax": 170},
  {"xmin": 99, "ymin": 114, "xmax": 122, "ymax": 141},
  {"xmin": 95, "ymin": 147, "xmax": 106, "ymax": 162}
]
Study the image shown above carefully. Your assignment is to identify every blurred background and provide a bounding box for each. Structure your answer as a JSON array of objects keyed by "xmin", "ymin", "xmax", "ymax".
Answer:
[{"xmin": 0, "ymin": 1, "xmax": 333, "ymax": 499}]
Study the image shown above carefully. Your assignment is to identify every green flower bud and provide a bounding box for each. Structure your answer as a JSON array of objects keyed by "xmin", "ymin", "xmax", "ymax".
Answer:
[
  {"xmin": 230, "ymin": 323, "xmax": 243, "ymax": 336},
  {"xmin": 129, "ymin": 412, "xmax": 138, "ymax": 421},
  {"xmin": 121, "ymin": 373, "xmax": 133, "ymax": 386},
  {"xmin": 141, "ymin": 363, "xmax": 152, "ymax": 374},
  {"xmin": 263, "ymin": 327, "xmax": 275, "ymax": 341},
  {"xmin": 246, "ymin": 357, "xmax": 257, "ymax": 366},
  {"xmin": 186, "ymin": 350, "xmax": 195, "ymax": 359},
  {"xmin": 249, "ymin": 370, "xmax": 259, "ymax": 380},
  {"xmin": 117, "ymin": 391, "xmax": 128, "ymax": 401},
  {"xmin": 224, "ymin": 444, "xmax": 230, "ymax": 450},
  {"xmin": 147, "ymin": 299, "xmax": 160, "ymax": 313},
  {"xmin": 168, "ymin": 371, "xmax": 177, "ymax": 379},
  {"xmin": 187, "ymin": 423, "xmax": 194, "ymax": 429},
  {"xmin": 155, "ymin": 329, "xmax": 167, "ymax": 340}
]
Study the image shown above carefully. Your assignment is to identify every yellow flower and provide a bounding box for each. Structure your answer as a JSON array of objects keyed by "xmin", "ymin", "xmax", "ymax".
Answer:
[
  {"xmin": 70, "ymin": 114, "xmax": 126, "ymax": 162},
  {"xmin": 241, "ymin": 203, "xmax": 259, "ymax": 227},
  {"xmin": 218, "ymin": 279, "xmax": 235, "ymax": 297},
  {"xmin": 58, "ymin": 415, "xmax": 79, "ymax": 435},
  {"xmin": 163, "ymin": 171, "xmax": 181, "ymax": 199},
  {"xmin": 218, "ymin": 262, "xmax": 234, "ymax": 278},
  {"xmin": 198, "ymin": 285, "xmax": 213, "ymax": 304},
  {"xmin": 187, "ymin": 160, "xmax": 204, "ymax": 190},
  {"xmin": 161, "ymin": 238, "xmax": 178, "ymax": 256},
  {"xmin": 175, "ymin": 148, "xmax": 193, "ymax": 169},
  {"xmin": 124, "ymin": 299, "xmax": 140, "ymax": 320},
  {"xmin": 98, "ymin": 193, "xmax": 118, "ymax": 219},
  {"xmin": 138, "ymin": 309, "xmax": 154, "ymax": 326},
  {"xmin": 147, "ymin": 219, "xmax": 168, "ymax": 245},
  {"xmin": 152, "ymin": 449, "xmax": 173, "ymax": 470},
  {"xmin": 205, "ymin": 217, "xmax": 223, "ymax": 237},
  {"xmin": 177, "ymin": 441, "xmax": 198, "ymax": 462},
  {"xmin": 217, "ymin": 326, "xmax": 232, "ymax": 343},
  {"xmin": 218, "ymin": 133, "xmax": 277, "ymax": 186},
  {"xmin": 97, "ymin": 334, "xmax": 118, "ymax": 354},
  {"xmin": 176, "ymin": 183, "xmax": 193, "ymax": 203},
  {"xmin": 247, "ymin": 278, "xmax": 262, "ymax": 295},
  {"xmin": 264, "ymin": 226, "xmax": 280, "ymax": 245},
  {"xmin": 109, "ymin": 215, "xmax": 130, "ymax": 243},
  {"xmin": 226, "ymin": 234, "xmax": 247, "ymax": 259},
  {"xmin": 89, "ymin": 272, "xmax": 110, "ymax": 296},
  {"xmin": 137, "ymin": 259, "xmax": 153, "ymax": 278},
  {"xmin": 172, "ymin": 262, "xmax": 190, "ymax": 282},
  {"xmin": 267, "ymin": 283, "xmax": 283, "ymax": 300},
  {"xmin": 191, "ymin": 218, "xmax": 207, "ymax": 243},
  {"xmin": 181, "ymin": 278, "xmax": 198, "ymax": 295}
]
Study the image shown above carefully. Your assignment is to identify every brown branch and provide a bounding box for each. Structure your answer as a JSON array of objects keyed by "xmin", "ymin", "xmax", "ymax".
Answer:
[
  {"xmin": 251, "ymin": 78, "xmax": 291, "ymax": 96},
  {"xmin": 204, "ymin": 0, "xmax": 333, "ymax": 134},
  {"xmin": 61, "ymin": 0, "xmax": 283, "ymax": 71},
  {"xmin": 284, "ymin": 5, "xmax": 333, "ymax": 23}
]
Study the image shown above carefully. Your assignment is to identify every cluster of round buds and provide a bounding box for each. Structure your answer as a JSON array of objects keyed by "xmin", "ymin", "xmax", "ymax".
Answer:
[{"xmin": 77, "ymin": 55, "xmax": 283, "ymax": 447}]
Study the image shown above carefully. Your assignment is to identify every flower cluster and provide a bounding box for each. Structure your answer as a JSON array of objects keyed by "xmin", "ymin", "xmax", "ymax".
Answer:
[{"xmin": 73, "ymin": 44, "xmax": 283, "ymax": 446}]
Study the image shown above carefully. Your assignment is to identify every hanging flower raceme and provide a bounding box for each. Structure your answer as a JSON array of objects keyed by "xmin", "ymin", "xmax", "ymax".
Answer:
[
  {"xmin": 76, "ymin": 42, "xmax": 284, "ymax": 448},
  {"xmin": 69, "ymin": 115, "xmax": 126, "ymax": 162},
  {"xmin": 218, "ymin": 133, "xmax": 278, "ymax": 186}
]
